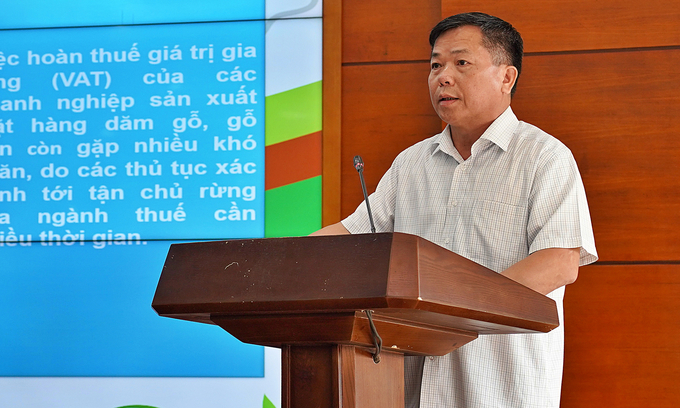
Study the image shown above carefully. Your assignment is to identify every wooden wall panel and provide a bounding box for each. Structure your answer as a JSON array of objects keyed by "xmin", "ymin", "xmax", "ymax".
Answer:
[
  {"xmin": 563, "ymin": 264, "xmax": 680, "ymax": 407},
  {"xmin": 337, "ymin": 0, "xmax": 443, "ymax": 220},
  {"xmin": 323, "ymin": 0, "xmax": 343, "ymax": 224},
  {"xmin": 328, "ymin": 0, "xmax": 680, "ymax": 408},
  {"xmin": 342, "ymin": 0, "xmax": 441, "ymax": 63},
  {"xmin": 511, "ymin": 49, "xmax": 680, "ymax": 262},
  {"xmin": 331, "ymin": 2, "xmax": 680, "ymax": 406},
  {"xmin": 341, "ymin": 63, "xmax": 441, "ymax": 217},
  {"xmin": 442, "ymin": 0, "xmax": 680, "ymax": 52}
]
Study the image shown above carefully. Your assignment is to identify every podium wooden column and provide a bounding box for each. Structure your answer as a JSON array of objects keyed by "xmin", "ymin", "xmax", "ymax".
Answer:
[{"xmin": 152, "ymin": 232, "xmax": 558, "ymax": 408}]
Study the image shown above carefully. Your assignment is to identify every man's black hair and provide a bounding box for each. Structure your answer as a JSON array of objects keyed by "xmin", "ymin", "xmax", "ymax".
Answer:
[{"xmin": 429, "ymin": 12, "xmax": 523, "ymax": 96}]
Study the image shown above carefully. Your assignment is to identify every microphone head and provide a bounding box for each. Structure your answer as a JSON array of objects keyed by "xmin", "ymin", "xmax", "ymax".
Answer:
[{"xmin": 353, "ymin": 155, "xmax": 364, "ymax": 172}]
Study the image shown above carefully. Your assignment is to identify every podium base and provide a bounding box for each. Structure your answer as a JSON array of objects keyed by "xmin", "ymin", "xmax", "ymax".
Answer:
[{"xmin": 282, "ymin": 344, "xmax": 404, "ymax": 408}]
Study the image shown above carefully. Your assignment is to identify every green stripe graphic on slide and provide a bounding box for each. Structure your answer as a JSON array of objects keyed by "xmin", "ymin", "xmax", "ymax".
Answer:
[
  {"xmin": 265, "ymin": 81, "xmax": 322, "ymax": 146},
  {"xmin": 265, "ymin": 176, "xmax": 322, "ymax": 237}
]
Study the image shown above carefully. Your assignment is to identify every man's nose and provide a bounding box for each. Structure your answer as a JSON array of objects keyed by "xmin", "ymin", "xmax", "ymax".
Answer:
[{"xmin": 438, "ymin": 67, "xmax": 453, "ymax": 86}]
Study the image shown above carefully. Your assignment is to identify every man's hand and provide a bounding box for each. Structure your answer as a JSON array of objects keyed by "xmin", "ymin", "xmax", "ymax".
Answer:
[{"xmin": 309, "ymin": 222, "xmax": 350, "ymax": 236}]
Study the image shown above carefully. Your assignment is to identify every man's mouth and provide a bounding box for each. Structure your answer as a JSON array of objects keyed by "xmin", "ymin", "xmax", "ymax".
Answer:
[{"xmin": 440, "ymin": 96, "xmax": 458, "ymax": 102}]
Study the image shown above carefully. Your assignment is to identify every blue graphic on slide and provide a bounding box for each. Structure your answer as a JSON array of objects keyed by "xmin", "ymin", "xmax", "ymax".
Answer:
[
  {"xmin": 0, "ymin": 21, "xmax": 265, "ymax": 242},
  {"xmin": 0, "ymin": 0, "xmax": 265, "ymax": 29},
  {"xmin": 0, "ymin": 241, "xmax": 264, "ymax": 377},
  {"xmin": 0, "ymin": 18, "xmax": 267, "ymax": 378},
  {"xmin": 0, "ymin": 4, "xmax": 315, "ymax": 405}
]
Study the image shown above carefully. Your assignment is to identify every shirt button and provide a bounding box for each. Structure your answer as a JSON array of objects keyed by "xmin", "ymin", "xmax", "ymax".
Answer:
[
  {"xmin": 445, "ymin": 238, "xmax": 450, "ymax": 244},
  {"xmin": 451, "ymin": 199, "xmax": 458, "ymax": 206},
  {"xmin": 429, "ymin": 356, "xmax": 435, "ymax": 361}
]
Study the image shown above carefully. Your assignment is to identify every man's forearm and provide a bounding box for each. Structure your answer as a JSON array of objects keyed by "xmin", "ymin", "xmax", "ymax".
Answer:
[
  {"xmin": 501, "ymin": 247, "xmax": 580, "ymax": 295},
  {"xmin": 310, "ymin": 222, "xmax": 350, "ymax": 236}
]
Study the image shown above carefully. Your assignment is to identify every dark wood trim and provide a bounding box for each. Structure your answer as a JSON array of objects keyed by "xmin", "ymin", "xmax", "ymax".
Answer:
[{"xmin": 322, "ymin": 0, "xmax": 343, "ymax": 226}]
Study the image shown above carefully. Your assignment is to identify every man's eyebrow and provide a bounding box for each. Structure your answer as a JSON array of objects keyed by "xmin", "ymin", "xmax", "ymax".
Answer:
[{"xmin": 430, "ymin": 48, "xmax": 470, "ymax": 59}]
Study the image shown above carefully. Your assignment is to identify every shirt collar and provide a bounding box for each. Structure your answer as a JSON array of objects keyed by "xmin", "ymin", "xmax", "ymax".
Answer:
[
  {"xmin": 432, "ymin": 126, "xmax": 457, "ymax": 158},
  {"xmin": 432, "ymin": 106, "xmax": 519, "ymax": 157},
  {"xmin": 477, "ymin": 106, "xmax": 518, "ymax": 152}
]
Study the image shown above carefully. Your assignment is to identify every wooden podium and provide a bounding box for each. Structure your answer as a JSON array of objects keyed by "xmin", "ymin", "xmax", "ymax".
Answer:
[{"xmin": 152, "ymin": 232, "xmax": 558, "ymax": 408}]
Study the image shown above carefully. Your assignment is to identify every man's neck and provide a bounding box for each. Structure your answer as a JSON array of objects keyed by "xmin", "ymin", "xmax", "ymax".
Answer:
[
  {"xmin": 449, "ymin": 121, "xmax": 491, "ymax": 160},
  {"xmin": 449, "ymin": 105, "xmax": 510, "ymax": 160}
]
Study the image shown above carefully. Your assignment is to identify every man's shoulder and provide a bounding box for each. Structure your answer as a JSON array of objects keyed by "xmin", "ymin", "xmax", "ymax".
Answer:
[
  {"xmin": 512, "ymin": 120, "xmax": 573, "ymax": 159},
  {"xmin": 394, "ymin": 132, "xmax": 444, "ymax": 162}
]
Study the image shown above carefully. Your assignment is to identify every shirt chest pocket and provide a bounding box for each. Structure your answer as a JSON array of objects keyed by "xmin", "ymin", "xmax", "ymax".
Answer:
[{"xmin": 466, "ymin": 199, "xmax": 528, "ymax": 270}]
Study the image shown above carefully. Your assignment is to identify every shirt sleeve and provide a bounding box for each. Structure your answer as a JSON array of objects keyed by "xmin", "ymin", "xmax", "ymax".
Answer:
[{"xmin": 527, "ymin": 146, "xmax": 598, "ymax": 266}]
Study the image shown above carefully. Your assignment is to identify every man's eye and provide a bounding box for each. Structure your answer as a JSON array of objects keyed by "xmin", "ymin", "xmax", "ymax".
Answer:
[
  {"xmin": 458, "ymin": 60, "xmax": 469, "ymax": 66},
  {"xmin": 431, "ymin": 62, "xmax": 441, "ymax": 69}
]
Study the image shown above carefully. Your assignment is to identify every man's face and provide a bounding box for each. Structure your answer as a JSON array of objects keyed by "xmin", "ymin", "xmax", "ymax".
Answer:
[{"xmin": 428, "ymin": 25, "xmax": 513, "ymax": 131}]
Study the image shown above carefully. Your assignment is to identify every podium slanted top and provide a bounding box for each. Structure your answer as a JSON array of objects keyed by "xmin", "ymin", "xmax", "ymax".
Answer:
[{"xmin": 152, "ymin": 232, "xmax": 558, "ymax": 338}]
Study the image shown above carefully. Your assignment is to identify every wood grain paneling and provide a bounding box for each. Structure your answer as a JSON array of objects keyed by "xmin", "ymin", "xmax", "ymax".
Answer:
[
  {"xmin": 562, "ymin": 264, "xmax": 680, "ymax": 407},
  {"xmin": 323, "ymin": 0, "xmax": 343, "ymax": 225},
  {"xmin": 342, "ymin": 0, "xmax": 441, "ymax": 63},
  {"xmin": 352, "ymin": 349, "xmax": 405, "ymax": 408},
  {"xmin": 335, "ymin": 2, "xmax": 680, "ymax": 407},
  {"xmin": 341, "ymin": 62, "xmax": 442, "ymax": 217},
  {"xmin": 510, "ymin": 49, "xmax": 680, "ymax": 262},
  {"xmin": 283, "ymin": 346, "xmax": 335, "ymax": 408},
  {"xmin": 442, "ymin": 0, "xmax": 680, "ymax": 53}
]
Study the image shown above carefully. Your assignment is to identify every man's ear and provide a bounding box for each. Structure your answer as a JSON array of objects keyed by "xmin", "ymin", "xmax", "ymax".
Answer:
[{"xmin": 501, "ymin": 66, "xmax": 518, "ymax": 95}]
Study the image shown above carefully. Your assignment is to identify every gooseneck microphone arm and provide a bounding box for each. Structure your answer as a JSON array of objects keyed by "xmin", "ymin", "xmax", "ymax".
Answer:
[
  {"xmin": 353, "ymin": 155, "xmax": 377, "ymax": 234},
  {"xmin": 353, "ymin": 155, "xmax": 382, "ymax": 363}
]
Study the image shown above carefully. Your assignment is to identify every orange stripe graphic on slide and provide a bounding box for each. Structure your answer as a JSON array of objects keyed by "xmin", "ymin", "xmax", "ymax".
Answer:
[{"xmin": 265, "ymin": 131, "xmax": 322, "ymax": 190}]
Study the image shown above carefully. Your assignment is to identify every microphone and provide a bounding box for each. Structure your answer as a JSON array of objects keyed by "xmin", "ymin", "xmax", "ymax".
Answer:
[
  {"xmin": 353, "ymin": 155, "xmax": 377, "ymax": 234},
  {"xmin": 354, "ymin": 155, "xmax": 382, "ymax": 363}
]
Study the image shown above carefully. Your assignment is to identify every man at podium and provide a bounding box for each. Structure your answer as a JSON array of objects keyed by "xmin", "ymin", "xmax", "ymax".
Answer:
[{"xmin": 313, "ymin": 12, "xmax": 598, "ymax": 408}]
